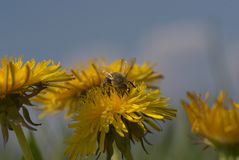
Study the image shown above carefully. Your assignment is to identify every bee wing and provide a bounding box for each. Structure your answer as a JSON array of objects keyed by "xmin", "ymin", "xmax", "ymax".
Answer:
[
  {"xmin": 118, "ymin": 58, "xmax": 125, "ymax": 72},
  {"xmin": 102, "ymin": 70, "xmax": 113, "ymax": 79},
  {"xmin": 97, "ymin": 63, "xmax": 113, "ymax": 79},
  {"xmin": 122, "ymin": 57, "xmax": 136, "ymax": 78}
]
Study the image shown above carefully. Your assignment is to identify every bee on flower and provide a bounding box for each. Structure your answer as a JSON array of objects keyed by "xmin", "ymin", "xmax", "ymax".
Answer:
[
  {"xmin": 101, "ymin": 58, "xmax": 137, "ymax": 96},
  {"xmin": 36, "ymin": 58, "xmax": 164, "ymax": 118},
  {"xmin": 182, "ymin": 91, "xmax": 239, "ymax": 159},
  {"xmin": 65, "ymin": 83, "xmax": 176, "ymax": 160}
]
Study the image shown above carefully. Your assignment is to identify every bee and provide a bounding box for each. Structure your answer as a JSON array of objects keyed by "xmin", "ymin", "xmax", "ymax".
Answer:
[{"xmin": 101, "ymin": 58, "xmax": 136, "ymax": 95}]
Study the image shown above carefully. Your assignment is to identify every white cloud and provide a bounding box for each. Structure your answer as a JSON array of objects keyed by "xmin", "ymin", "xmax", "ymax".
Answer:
[
  {"xmin": 138, "ymin": 21, "xmax": 215, "ymax": 99},
  {"xmin": 139, "ymin": 21, "xmax": 209, "ymax": 57}
]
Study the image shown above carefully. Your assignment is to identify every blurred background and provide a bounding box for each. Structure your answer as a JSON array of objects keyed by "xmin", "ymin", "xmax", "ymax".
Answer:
[{"xmin": 0, "ymin": 1, "xmax": 239, "ymax": 159}]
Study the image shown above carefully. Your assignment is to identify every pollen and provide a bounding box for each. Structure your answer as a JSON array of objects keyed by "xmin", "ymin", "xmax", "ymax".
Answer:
[{"xmin": 65, "ymin": 83, "xmax": 176, "ymax": 160}]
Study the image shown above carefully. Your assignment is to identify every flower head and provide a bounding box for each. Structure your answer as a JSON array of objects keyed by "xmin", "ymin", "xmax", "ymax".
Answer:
[
  {"xmin": 65, "ymin": 83, "xmax": 176, "ymax": 160},
  {"xmin": 36, "ymin": 58, "xmax": 164, "ymax": 118},
  {"xmin": 182, "ymin": 91, "xmax": 239, "ymax": 156},
  {"xmin": 35, "ymin": 62, "xmax": 102, "ymax": 118},
  {"xmin": 0, "ymin": 57, "xmax": 72, "ymax": 144}
]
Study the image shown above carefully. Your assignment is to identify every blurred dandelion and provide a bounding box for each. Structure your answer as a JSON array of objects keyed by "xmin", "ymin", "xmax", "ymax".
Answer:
[
  {"xmin": 65, "ymin": 82, "xmax": 176, "ymax": 160},
  {"xmin": 0, "ymin": 57, "xmax": 72, "ymax": 159},
  {"xmin": 182, "ymin": 91, "xmax": 239, "ymax": 160},
  {"xmin": 36, "ymin": 58, "xmax": 163, "ymax": 118}
]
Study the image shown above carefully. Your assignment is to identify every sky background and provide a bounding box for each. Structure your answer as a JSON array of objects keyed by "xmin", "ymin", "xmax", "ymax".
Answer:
[
  {"xmin": 0, "ymin": 1, "xmax": 239, "ymax": 159},
  {"xmin": 0, "ymin": 1, "xmax": 238, "ymax": 95}
]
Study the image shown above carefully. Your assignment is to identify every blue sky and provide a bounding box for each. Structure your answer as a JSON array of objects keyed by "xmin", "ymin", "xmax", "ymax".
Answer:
[
  {"xmin": 0, "ymin": 1, "xmax": 238, "ymax": 97},
  {"xmin": 0, "ymin": 1, "xmax": 238, "ymax": 59}
]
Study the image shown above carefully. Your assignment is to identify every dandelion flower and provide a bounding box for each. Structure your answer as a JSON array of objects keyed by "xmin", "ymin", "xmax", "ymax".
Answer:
[
  {"xmin": 0, "ymin": 57, "xmax": 72, "ymax": 144},
  {"xmin": 37, "ymin": 58, "xmax": 164, "ymax": 118},
  {"xmin": 65, "ymin": 83, "xmax": 176, "ymax": 160},
  {"xmin": 182, "ymin": 91, "xmax": 239, "ymax": 158},
  {"xmin": 35, "ymin": 61, "xmax": 103, "ymax": 118}
]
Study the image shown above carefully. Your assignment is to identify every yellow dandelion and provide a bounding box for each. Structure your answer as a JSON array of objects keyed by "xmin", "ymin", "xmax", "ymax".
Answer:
[
  {"xmin": 35, "ymin": 61, "xmax": 103, "ymax": 118},
  {"xmin": 65, "ymin": 83, "xmax": 176, "ymax": 160},
  {"xmin": 0, "ymin": 57, "xmax": 72, "ymax": 143},
  {"xmin": 36, "ymin": 58, "xmax": 164, "ymax": 118},
  {"xmin": 182, "ymin": 91, "xmax": 239, "ymax": 158}
]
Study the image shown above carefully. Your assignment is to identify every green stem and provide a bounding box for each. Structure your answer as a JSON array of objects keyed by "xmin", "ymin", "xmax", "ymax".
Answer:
[
  {"xmin": 218, "ymin": 152, "xmax": 238, "ymax": 160},
  {"xmin": 112, "ymin": 143, "xmax": 133, "ymax": 160},
  {"xmin": 112, "ymin": 144, "xmax": 121, "ymax": 160},
  {"xmin": 11, "ymin": 123, "xmax": 34, "ymax": 160},
  {"xmin": 219, "ymin": 152, "xmax": 227, "ymax": 160}
]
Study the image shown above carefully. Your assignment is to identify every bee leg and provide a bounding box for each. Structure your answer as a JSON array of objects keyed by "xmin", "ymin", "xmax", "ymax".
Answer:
[
  {"xmin": 128, "ymin": 81, "xmax": 136, "ymax": 88},
  {"xmin": 102, "ymin": 81, "xmax": 113, "ymax": 96}
]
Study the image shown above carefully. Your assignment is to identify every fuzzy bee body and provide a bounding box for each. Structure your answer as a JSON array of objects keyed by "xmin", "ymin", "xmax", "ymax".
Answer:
[
  {"xmin": 101, "ymin": 58, "xmax": 136, "ymax": 95},
  {"xmin": 102, "ymin": 72, "xmax": 129, "ymax": 92}
]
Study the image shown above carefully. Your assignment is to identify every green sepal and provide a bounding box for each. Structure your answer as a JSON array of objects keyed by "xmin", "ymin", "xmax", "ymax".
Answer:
[
  {"xmin": 1, "ymin": 125, "xmax": 9, "ymax": 145},
  {"xmin": 105, "ymin": 131, "xmax": 114, "ymax": 160},
  {"xmin": 140, "ymin": 139, "xmax": 149, "ymax": 154},
  {"xmin": 127, "ymin": 121, "xmax": 145, "ymax": 140},
  {"xmin": 144, "ymin": 118, "xmax": 161, "ymax": 132},
  {"xmin": 22, "ymin": 107, "xmax": 41, "ymax": 126},
  {"xmin": 0, "ymin": 112, "xmax": 9, "ymax": 142},
  {"xmin": 16, "ymin": 114, "xmax": 37, "ymax": 131},
  {"xmin": 113, "ymin": 130, "xmax": 133, "ymax": 160}
]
